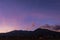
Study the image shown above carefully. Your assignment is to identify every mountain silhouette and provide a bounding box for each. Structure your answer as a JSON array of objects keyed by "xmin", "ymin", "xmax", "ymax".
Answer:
[{"xmin": 0, "ymin": 28, "xmax": 60, "ymax": 40}]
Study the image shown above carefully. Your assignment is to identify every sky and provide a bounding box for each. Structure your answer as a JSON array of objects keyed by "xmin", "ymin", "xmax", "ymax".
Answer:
[{"xmin": 0, "ymin": 0, "xmax": 60, "ymax": 33}]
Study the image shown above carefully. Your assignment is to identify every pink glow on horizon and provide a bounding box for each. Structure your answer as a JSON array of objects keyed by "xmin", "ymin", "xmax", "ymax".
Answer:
[
  {"xmin": 0, "ymin": 15, "xmax": 32, "ymax": 33},
  {"xmin": 0, "ymin": 16, "xmax": 19, "ymax": 33}
]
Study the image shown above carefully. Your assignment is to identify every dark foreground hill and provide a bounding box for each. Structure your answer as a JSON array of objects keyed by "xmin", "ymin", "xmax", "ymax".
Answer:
[{"xmin": 0, "ymin": 28, "xmax": 60, "ymax": 40}]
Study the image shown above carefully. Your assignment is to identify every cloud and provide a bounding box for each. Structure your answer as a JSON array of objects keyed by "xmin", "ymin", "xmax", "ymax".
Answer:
[{"xmin": 40, "ymin": 24, "xmax": 60, "ymax": 32}]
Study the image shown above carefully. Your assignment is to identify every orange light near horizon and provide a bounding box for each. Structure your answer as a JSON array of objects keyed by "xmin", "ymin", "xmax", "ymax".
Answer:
[
  {"xmin": 0, "ymin": 25, "xmax": 16, "ymax": 33},
  {"xmin": 0, "ymin": 18, "xmax": 20, "ymax": 33},
  {"xmin": 0, "ymin": 22, "xmax": 19, "ymax": 33}
]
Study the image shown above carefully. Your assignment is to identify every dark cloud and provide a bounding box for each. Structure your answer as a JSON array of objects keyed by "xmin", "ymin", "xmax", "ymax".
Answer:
[{"xmin": 54, "ymin": 25, "xmax": 60, "ymax": 30}]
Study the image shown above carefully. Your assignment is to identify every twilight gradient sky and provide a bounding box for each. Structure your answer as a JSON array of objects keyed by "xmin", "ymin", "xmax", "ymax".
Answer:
[{"xmin": 0, "ymin": 0, "xmax": 60, "ymax": 33}]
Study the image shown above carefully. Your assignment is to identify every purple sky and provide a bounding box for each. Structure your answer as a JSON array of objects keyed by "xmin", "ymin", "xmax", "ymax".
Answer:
[{"xmin": 0, "ymin": 0, "xmax": 60, "ymax": 33}]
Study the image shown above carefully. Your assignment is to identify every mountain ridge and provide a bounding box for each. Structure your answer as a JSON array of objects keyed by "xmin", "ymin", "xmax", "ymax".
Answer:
[{"xmin": 0, "ymin": 28, "xmax": 60, "ymax": 40}]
